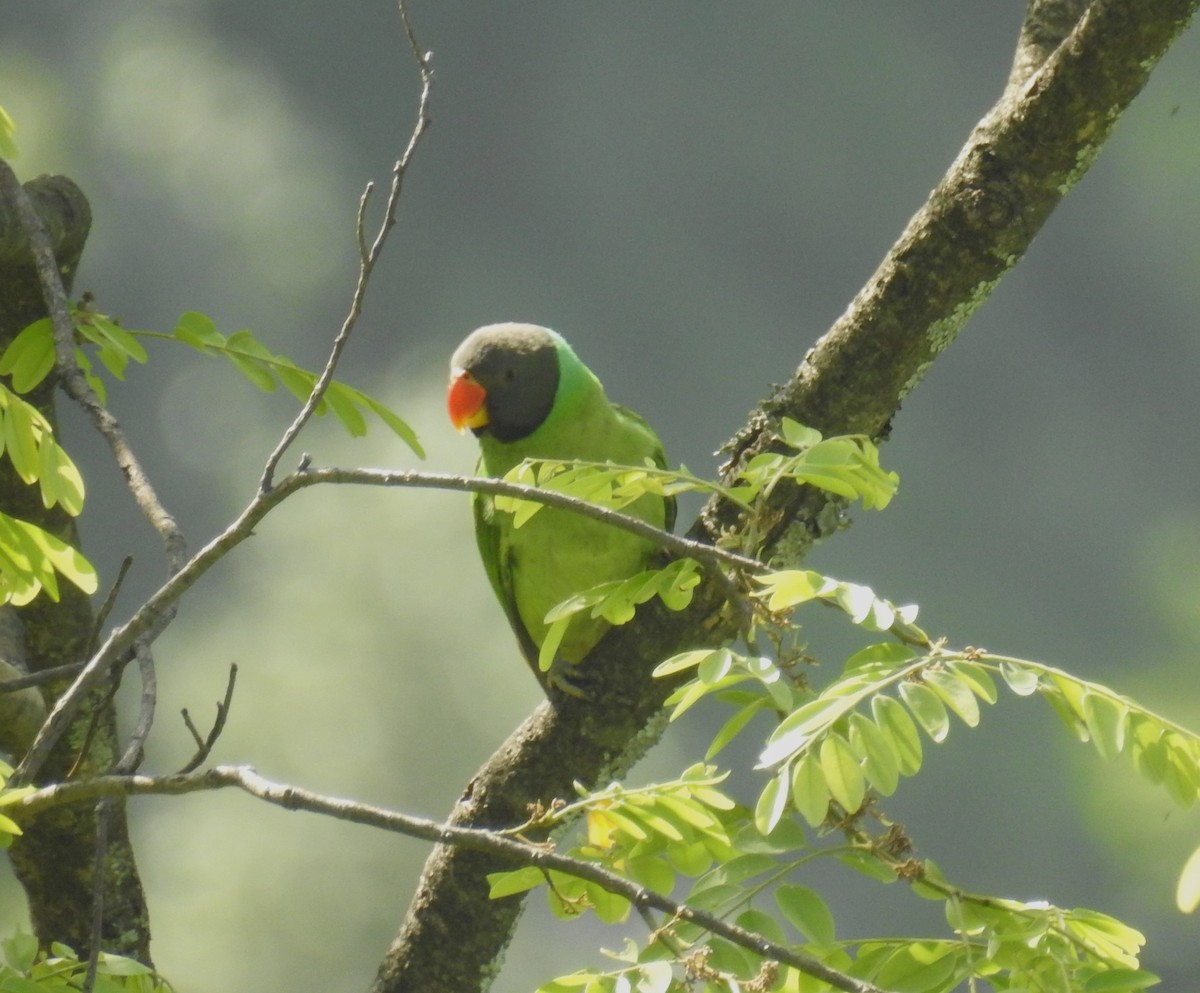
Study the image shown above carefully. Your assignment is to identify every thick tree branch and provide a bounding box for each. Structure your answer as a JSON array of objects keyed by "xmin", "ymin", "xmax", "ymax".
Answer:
[{"xmin": 374, "ymin": 2, "xmax": 1200, "ymax": 991}]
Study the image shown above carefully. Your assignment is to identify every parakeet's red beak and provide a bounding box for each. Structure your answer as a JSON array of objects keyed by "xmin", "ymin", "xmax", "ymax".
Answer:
[{"xmin": 447, "ymin": 368, "xmax": 489, "ymax": 432}]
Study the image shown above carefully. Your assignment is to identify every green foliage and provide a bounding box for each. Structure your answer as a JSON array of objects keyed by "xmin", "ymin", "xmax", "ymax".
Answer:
[
  {"xmin": 498, "ymin": 417, "xmax": 898, "ymax": 531},
  {"xmin": 0, "ymin": 760, "xmax": 34, "ymax": 851},
  {"xmin": 476, "ymin": 436, "xmax": 1186, "ymax": 993},
  {"xmin": 538, "ymin": 559, "xmax": 702, "ymax": 672},
  {"xmin": 0, "ymin": 384, "xmax": 86, "ymax": 515},
  {"xmin": 0, "ymin": 307, "xmax": 423, "ymax": 456},
  {"xmin": 0, "ymin": 932, "xmax": 173, "ymax": 993},
  {"xmin": 0, "ymin": 382, "xmax": 96, "ymax": 604},
  {"xmin": 168, "ymin": 312, "xmax": 423, "ymax": 456},
  {"xmin": 0, "ymin": 103, "xmax": 16, "ymax": 159},
  {"xmin": 729, "ymin": 418, "xmax": 899, "ymax": 511},
  {"xmin": 488, "ymin": 764, "xmax": 738, "ymax": 915}
]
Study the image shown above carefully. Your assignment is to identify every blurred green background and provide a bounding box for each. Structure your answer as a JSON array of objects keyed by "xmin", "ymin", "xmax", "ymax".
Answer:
[{"xmin": 3, "ymin": 3, "xmax": 1199, "ymax": 990}]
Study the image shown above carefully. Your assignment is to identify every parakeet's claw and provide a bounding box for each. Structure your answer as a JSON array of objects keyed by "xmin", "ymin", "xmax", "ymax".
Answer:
[{"xmin": 544, "ymin": 661, "xmax": 590, "ymax": 700}]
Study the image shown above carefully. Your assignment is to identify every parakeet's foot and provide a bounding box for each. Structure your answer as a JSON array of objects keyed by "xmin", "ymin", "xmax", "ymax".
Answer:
[{"xmin": 545, "ymin": 662, "xmax": 589, "ymax": 700}]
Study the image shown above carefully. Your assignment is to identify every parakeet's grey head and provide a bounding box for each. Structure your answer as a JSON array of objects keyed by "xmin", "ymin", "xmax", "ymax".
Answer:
[{"xmin": 447, "ymin": 323, "xmax": 561, "ymax": 443}]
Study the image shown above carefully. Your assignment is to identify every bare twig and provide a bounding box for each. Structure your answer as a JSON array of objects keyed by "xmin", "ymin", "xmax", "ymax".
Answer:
[
  {"xmin": 177, "ymin": 664, "xmax": 238, "ymax": 774},
  {"xmin": 82, "ymin": 796, "xmax": 117, "ymax": 993},
  {"xmin": 89, "ymin": 557, "xmax": 133, "ymax": 656},
  {"xmin": 14, "ymin": 765, "xmax": 890, "ymax": 993},
  {"xmin": 258, "ymin": 8, "xmax": 433, "ymax": 493},
  {"xmin": 0, "ymin": 660, "xmax": 84, "ymax": 694},
  {"xmin": 114, "ymin": 642, "xmax": 157, "ymax": 774}
]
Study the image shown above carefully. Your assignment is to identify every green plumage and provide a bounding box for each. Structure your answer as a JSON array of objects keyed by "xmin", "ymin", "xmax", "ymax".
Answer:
[{"xmin": 457, "ymin": 326, "xmax": 673, "ymax": 693}]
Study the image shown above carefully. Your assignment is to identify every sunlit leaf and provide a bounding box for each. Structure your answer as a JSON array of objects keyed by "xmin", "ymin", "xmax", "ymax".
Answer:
[
  {"xmin": 899, "ymin": 681, "xmax": 950, "ymax": 742},
  {"xmin": 850, "ymin": 712, "xmax": 900, "ymax": 796},
  {"xmin": 487, "ymin": 866, "xmax": 545, "ymax": 898},
  {"xmin": 776, "ymin": 883, "xmax": 836, "ymax": 946},
  {"xmin": 1000, "ymin": 662, "xmax": 1040, "ymax": 696},
  {"xmin": 819, "ymin": 733, "xmax": 865, "ymax": 813},
  {"xmin": 754, "ymin": 767, "xmax": 790, "ymax": 835},
  {"xmin": 873, "ymin": 695, "xmax": 922, "ymax": 776},
  {"xmin": 1082, "ymin": 691, "xmax": 1129, "ymax": 761},
  {"xmin": 925, "ymin": 668, "xmax": 981, "ymax": 728},
  {"xmin": 790, "ymin": 754, "xmax": 830, "ymax": 827},
  {"xmin": 1177, "ymin": 844, "xmax": 1200, "ymax": 914}
]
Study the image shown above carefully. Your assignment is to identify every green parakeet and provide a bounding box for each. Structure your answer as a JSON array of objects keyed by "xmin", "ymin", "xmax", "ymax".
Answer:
[{"xmin": 447, "ymin": 323, "xmax": 675, "ymax": 694}]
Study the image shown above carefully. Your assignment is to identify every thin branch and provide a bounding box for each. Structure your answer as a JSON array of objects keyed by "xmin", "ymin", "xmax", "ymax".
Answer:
[
  {"xmin": 176, "ymin": 663, "xmax": 238, "ymax": 774},
  {"xmin": 14, "ymin": 765, "xmax": 890, "ymax": 993},
  {"xmin": 88, "ymin": 557, "xmax": 133, "ymax": 657},
  {"xmin": 114, "ymin": 642, "xmax": 157, "ymax": 774},
  {"xmin": 257, "ymin": 10, "xmax": 433, "ymax": 493},
  {"xmin": 82, "ymin": 796, "xmax": 117, "ymax": 993},
  {"xmin": 0, "ymin": 660, "xmax": 83, "ymax": 694}
]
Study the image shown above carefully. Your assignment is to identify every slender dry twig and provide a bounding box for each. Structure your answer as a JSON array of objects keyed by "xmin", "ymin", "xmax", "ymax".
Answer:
[
  {"xmin": 0, "ymin": 660, "xmax": 84, "ymax": 694},
  {"xmin": 114, "ymin": 642, "xmax": 157, "ymax": 774},
  {"xmin": 14, "ymin": 765, "xmax": 890, "ymax": 993},
  {"xmin": 258, "ymin": 7, "xmax": 433, "ymax": 493},
  {"xmin": 177, "ymin": 663, "xmax": 238, "ymax": 774},
  {"xmin": 88, "ymin": 557, "xmax": 133, "ymax": 656},
  {"xmin": 82, "ymin": 796, "xmax": 117, "ymax": 993}
]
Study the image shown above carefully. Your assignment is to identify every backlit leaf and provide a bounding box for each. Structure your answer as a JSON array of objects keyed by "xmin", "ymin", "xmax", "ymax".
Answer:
[
  {"xmin": 873, "ymin": 695, "xmax": 922, "ymax": 776},
  {"xmin": 776, "ymin": 883, "xmax": 836, "ymax": 946},
  {"xmin": 819, "ymin": 733, "xmax": 865, "ymax": 813},
  {"xmin": 790, "ymin": 754, "xmax": 830, "ymax": 827},
  {"xmin": 899, "ymin": 681, "xmax": 950, "ymax": 742},
  {"xmin": 1082, "ymin": 691, "xmax": 1129, "ymax": 761}
]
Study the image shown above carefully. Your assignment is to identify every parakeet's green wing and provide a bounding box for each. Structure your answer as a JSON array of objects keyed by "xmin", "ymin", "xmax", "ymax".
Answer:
[
  {"xmin": 472, "ymin": 402, "xmax": 674, "ymax": 677},
  {"xmin": 612, "ymin": 401, "xmax": 676, "ymax": 533},
  {"xmin": 472, "ymin": 479, "xmax": 542, "ymax": 672}
]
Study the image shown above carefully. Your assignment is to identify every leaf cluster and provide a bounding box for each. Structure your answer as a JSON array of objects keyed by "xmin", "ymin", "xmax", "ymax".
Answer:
[
  {"xmin": 0, "ymin": 760, "xmax": 34, "ymax": 850},
  {"xmin": 0, "ymin": 379, "xmax": 94, "ymax": 603},
  {"xmin": 538, "ymin": 559, "xmax": 702, "ymax": 673},
  {"xmin": 478, "ymin": 440, "xmax": 1182, "ymax": 991},
  {"xmin": 489, "ymin": 765, "xmax": 738, "ymax": 925},
  {"xmin": 1, "ymin": 308, "xmax": 422, "ymax": 455},
  {"xmin": 0, "ymin": 932, "xmax": 173, "ymax": 993}
]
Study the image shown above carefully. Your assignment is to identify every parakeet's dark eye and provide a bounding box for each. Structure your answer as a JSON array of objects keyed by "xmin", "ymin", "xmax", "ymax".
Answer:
[{"xmin": 504, "ymin": 367, "xmax": 517, "ymax": 383}]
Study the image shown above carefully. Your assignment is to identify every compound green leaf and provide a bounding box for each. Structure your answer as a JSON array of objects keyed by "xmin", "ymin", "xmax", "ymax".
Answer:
[
  {"xmin": 873, "ymin": 694, "xmax": 922, "ymax": 776},
  {"xmin": 790, "ymin": 753, "xmax": 830, "ymax": 827},
  {"xmin": 819, "ymin": 733, "xmax": 865, "ymax": 813},
  {"xmin": 776, "ymin": 883, "xmax": 836, "ymax": 946},
  {"xmin": 754, "ymin": 766, "xmax": 790, "ymax": 835},
  {"xmin": 1082, "ymin": 691, "xmax": 1129, "ymax": 762},
  {"xmin": 899, "ymin": 681, "xmax": 950, "ymax": 743},
  {"xmin": 850, "ymin": 712, "xmax": 899, "ymax": 796},
  {"xmin": 925, "ymin": 668, "xmax": 981, "ymax": 728}
]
